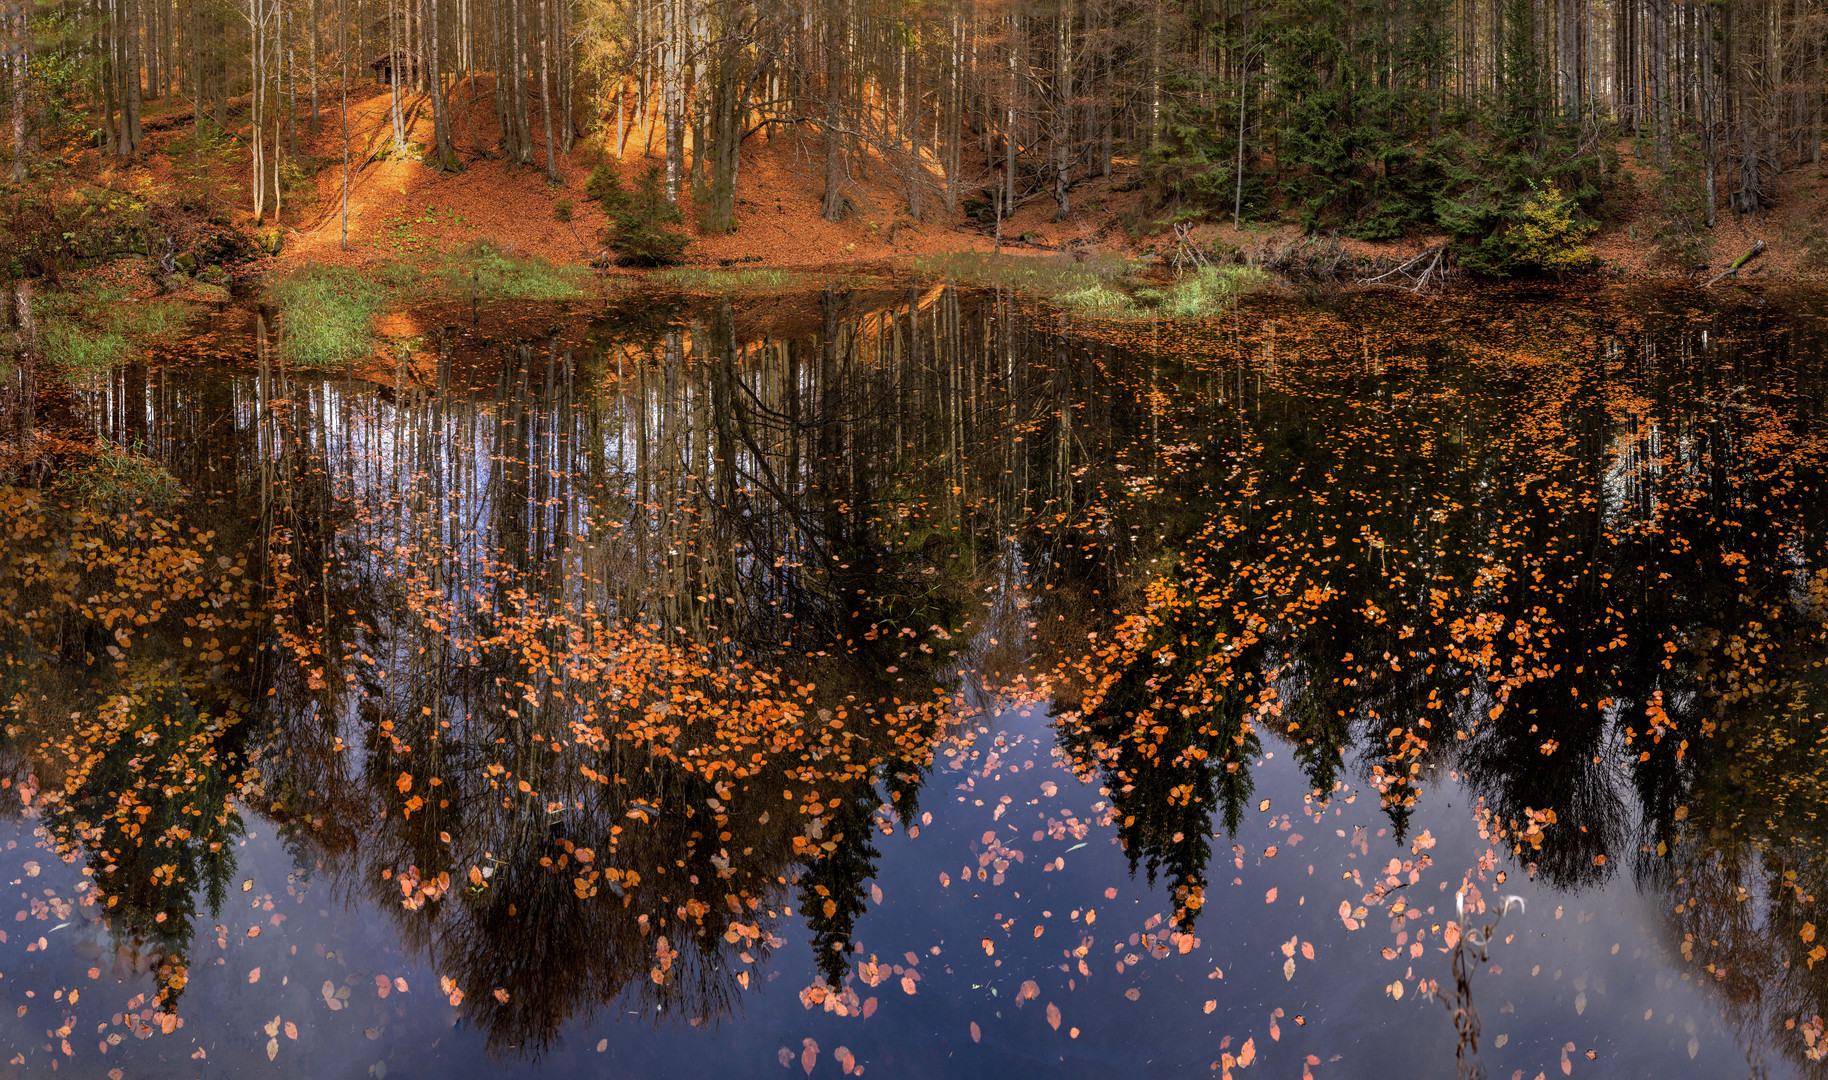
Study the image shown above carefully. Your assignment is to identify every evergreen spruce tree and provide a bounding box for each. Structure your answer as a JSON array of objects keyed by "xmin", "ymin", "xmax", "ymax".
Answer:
[{"xmin": 586, "ymin": 163, "xmax": 691, "ymax": 267}]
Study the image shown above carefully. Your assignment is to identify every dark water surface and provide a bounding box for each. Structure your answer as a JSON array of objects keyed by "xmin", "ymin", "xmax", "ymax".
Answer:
[{"xmin": 3, "ymin": 283, "xmax": 1827, "ymax": 1079}]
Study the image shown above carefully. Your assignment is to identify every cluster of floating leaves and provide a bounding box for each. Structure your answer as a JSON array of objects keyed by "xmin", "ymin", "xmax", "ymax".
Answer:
[{"xmin": 1, "ymin": 285, "xmax": 1826, "ymax": 1076}]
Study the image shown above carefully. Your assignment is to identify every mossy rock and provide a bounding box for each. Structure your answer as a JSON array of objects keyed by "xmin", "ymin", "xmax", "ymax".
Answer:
[
  {"xmin": 174, "ymin": 252, "xmax": 199, "ymax": 275},
  {"xmin": 190, "ymin": 225, "xmax": 254, "ymax": 267},
  {"xmin": 257, "ymin": 229, "xmax": 285, "ymax": 256}
]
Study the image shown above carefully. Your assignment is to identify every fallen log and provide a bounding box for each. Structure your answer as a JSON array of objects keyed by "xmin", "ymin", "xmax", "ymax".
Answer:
[
  {"xmin": 1359, "ymin": 244, "xmax": 1447, "ymax": 292},
  {"xmin": 1703, "ymin": 239, "xmax": 1766, "ymax": 287}
]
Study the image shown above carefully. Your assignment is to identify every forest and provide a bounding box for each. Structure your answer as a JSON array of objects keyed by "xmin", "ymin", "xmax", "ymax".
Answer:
[
  {"xmin": 6, "ymin": 0, "xmax": 1828, "ymax": 1076},
  {"xmin": 2, "ymin": 0, "xmax": 1826, "ymax": 277}
]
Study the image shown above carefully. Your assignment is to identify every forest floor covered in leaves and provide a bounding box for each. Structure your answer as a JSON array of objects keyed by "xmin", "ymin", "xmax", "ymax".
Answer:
[
  {"xmin": 23, "ymin": 73, "xmax": 1827, "ymax": 380},
  {"xmin": 78, "ymin": 75, "xmax": 1828, "ymax": 289}
]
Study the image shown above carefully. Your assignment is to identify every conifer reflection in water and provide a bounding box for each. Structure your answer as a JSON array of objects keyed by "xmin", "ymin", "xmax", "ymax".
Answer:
[
  {"xmin": 33, "ymin": 286, "xmax": 1163, "ymax": 1054},
  {"xmin": 5, "ymin": 285, "xmax": 1828, "ymax": 1074}
]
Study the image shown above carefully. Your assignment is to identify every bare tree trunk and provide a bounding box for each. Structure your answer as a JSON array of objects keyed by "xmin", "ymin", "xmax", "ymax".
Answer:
[
  {"xmin": 559, "ymin": 0, "xmax": 572, "ymax": 152},
  {"xmin": 1806, "ymin": 28, "xmax": 1820, "ymax": 167},
  {"xmin": 1052, "ymin": 0, "xmax": 1070, "ymax": 221},
  {"xmin": 1234, "ymin": 27, "xmax": 1249, "ymax": 228},
  {"xmin": 663, "ymin": 0, "xmax": 682, "ymax": 201},
  {"xmin": 1099, "ymin": 12, "xmax": 1112, "ymax": 177},
  {"xmin": 124, "ymin": 0, "xmax": 143, "ymax": 153},
  {"xmin": 947, "ymin": 10, "xmax": 961, "ymax": 212},
  {"xmin": 1701, "ymin": 0, "xmax": 1716, "ymax": 227},
  {"xmin": 1647, "ymin": 0, "xmax": 1670, "ymax": 161},
  {"xmin": 389, "ymin": 0, "xmax": 406, "ymax": 153},
  {"xmin": 819, "ymin": 11, "xmax": 848, "ymax": 220},
  {"xmin": 341, "ymin": 0, "xmax": 351, "ymax": 248},
  {"xmin": 250, "ymin": 0, "xmax": 266, "ymax": 221},
  {"xmin": 99, "ymin": 0, "xmax": 117, "ymax": 155},
  {"xmin": 310, "ymin": 0, "xmax": 320, "ymax": 132},
  {"xmin": 8, "ymin": 2, "xmax": 27, "ymax": 182},
  {"xmin": 1145, "ymin": 0, "xmax": 1160, "ymax": 164},
  {"xmin": 211, "ymin": 0, "xmax": 229, "ymax": 127},
  {"xmin": 539, "ymin": 0, "xmax": 557, "ymax": 181},
  {"xmin": 429, "ymin": 0, "xmax": 459, "ymax": 169},
  {"xmin": 513, "ymin": 0, "xmax": 533, "ymax": 163},
  {"xmin": 1005, "ymin": 6, "xmax": 1018, "ymax": 207},
  {"xmin": 615, "ymin": 75, "xmax": 627, "ymax": 157}
]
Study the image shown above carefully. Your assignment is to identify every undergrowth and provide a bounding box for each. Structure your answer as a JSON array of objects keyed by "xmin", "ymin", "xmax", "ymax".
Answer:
[
  {"xmin": 272, "ymin": 246, "xmax": 598, "ymax": 368},
  {"xmin": 269, "ymin": 265, "xmax": 391, "ymax": 368},
  {"xmin": 1134, "ymin": 266, "xmax": 1273, "ymax": 319},
  {"xmin": 51, "ymin": 438, "xmax": 184, "ymax": 510},
  {"xmin": 36, "ymin": 284, "xmax": 193, "ymax": 378},
  {"xmin": 654, "ymin": 267, "xmax": 807, "ymax": 292},
  {"xmin": 913, "ymin": 252, "xmax": 1266, "ymax": 319},
  {"xmin": 441, "ymin": 241, "xmax": 595, "ymax": 299}
]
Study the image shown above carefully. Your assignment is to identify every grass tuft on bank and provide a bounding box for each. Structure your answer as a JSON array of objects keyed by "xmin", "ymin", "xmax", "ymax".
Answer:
[
  {"xmin": 653, "ymin": 266, "xmax": 808, "ymax": 293},
  {"xmin": 36, "ymin": 285, "xmax": 194, "ymax": 378},
  {"xmin": 51, "ymin": 438, "xmax": 184, "ymax": 510},
  {"xmin": 1136, "ymin": 266, "xmax": 1273, "ymax": 319},
  {"xmin": 441, "ymin": 241, "xmax": 596, "ymax": 299},
  {"xmin": 271, "ymin": 246, "xmax": 600, "ymax": 368},
  {"xmin": 912, "ymin": 252, "xmax": 1266, "ymax": 319},
  {"xmin": 269, "ymin": 265, "xmax": 391, "ymax": 368}
]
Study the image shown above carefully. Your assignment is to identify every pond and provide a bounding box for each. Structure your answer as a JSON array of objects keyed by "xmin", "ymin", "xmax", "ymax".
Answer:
[{"xmin": 2, "ymin": 282, "xmax": 1826, "ymax": 1079}]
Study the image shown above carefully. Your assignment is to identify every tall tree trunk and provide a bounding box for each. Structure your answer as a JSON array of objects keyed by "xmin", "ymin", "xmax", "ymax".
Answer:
[
  {"xmin": 250, "ymin": 0, "xmax": 265, "ymax": 221},
  {"xmin": 514, "ymin": 0, "xmax": 533, "ymax": 163},
  {"xmin": 1052, "ymin": 0, "xmax": 1070, "ymax": 221},
  {"xmin": 8, "ymin": 1, "xmax": 26, "ymax": 182},
  {"xmin": 98, "ymin": 0, "xmax": 116, "ymax": 155},
  {"xmin": 428, "ymin": 0, "xmax": 459, "ymax": 169},
  {"xmin": 340, "ymin": 0, "xmax": 350, "ymax": 249},
  {"xmin": 559, "ymin": 0, "xmax": 572, "ymax": 152},
  {"xmin": 389, "ymin": 0, "xmax": 405, "ymax": 153},
  {"xmin": 1234, "ymin": 21, "xmax": 1249, "ymax": 228},
  {"xmin": 1005, "ymin": 6, "xmax": 1018, "ymax": 206},
  {"xmin": 1701, "ymin": 0, "xmax": 1716, "ymax": 227},
  {"xmin": 310, "ymin": 0, "xmax": 320, "ymax": 132},
  {"xmin": 1648, "ymin": 0, "xmax": 1670, "ymax": 161},
  {"xmin": 663, "ymin": 0, "xmax": 681, "ymax": 201},
  {"xmin": 492, "ymin": 0, "xmax": 509, "ymax": 151},
  {"xmin": 615, "ymin": 74, "xmax": 627, "ymax": 157},
  {"xmin": 124, "ymin": 0, "xmax": 142, "ymax": 151},
  {"xmin": 539, "ymin": 0, "xmax": 556, "ymax": 181},
  {"xmin": 819, "ymin": 10, "xmax": 848, "ymax": 220}
]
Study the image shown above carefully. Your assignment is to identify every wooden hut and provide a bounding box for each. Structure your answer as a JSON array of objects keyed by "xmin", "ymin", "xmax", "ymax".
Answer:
[{"xmin": 369, "ymin": 50, "xmax": 421, "ymax": 86}]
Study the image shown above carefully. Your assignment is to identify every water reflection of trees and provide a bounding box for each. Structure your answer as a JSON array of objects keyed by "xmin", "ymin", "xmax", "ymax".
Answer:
[
  {"xmin": 0, "ymin": 483, "xmax": 264, "ymax": 1016},
  {"xmin": 20, "ymin": 286, "xmax": 1828, "ymax": 1063},
  {"xmin": 1049, "ymin": 295, "xmax": 1828, "ymax": 1021},
  {"xmin": 36, "ymin": 286, "xmax": 1182, "ymax": 1054}
]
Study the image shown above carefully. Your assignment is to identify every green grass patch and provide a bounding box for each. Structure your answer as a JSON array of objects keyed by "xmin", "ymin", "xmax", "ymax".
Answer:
[
  {"xmin": 1135, "ymin": 266, "xmax": 1272, "ymax": 319},
  {"xmin": 913, "ymin": 251, "xmax": 1141, "ymax": 299},
  {"xmin": 914, "ymin": 251, "xmax": 1266, "ymax": 319},
  {"xmin": 441, "ymin": 241, "xmax": 594, "ymax": 300},
  {"xmin": 51, "ymin": 438, "xmax": 184, "ymax": 510},
  {"xmin": 41, "ymin": 320, "xmax": 133, "ymax": 374},
  {"xmin": 653, "ymin": 266, "xmax": 808, "ymax": 293},
  {"xmin": 35, "ymin": 283, "xmax": 194, "ymax": 378},
  {"xmin": 272, "ymin": 246, "xmax": 600, "ymax": 368},
  {"xmin": 269, "ymin": 265, "xmax": 391, "ymax": 368}
]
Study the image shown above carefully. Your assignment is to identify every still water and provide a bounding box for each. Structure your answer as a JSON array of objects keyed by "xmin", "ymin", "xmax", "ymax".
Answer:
[{"xmin": 2, "ymin": 283, "xmax": 1826, "ymax": 1078}]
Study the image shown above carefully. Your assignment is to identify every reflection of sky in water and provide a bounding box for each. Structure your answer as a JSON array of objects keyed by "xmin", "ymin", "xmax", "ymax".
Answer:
[
  {"xmin": 0, "ymin": 701, "xmax": 1753, "ymax": 1078},
  {"xmin": 10, "ymin": 285, "xmax": 1828, "ymax": 1078}
]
